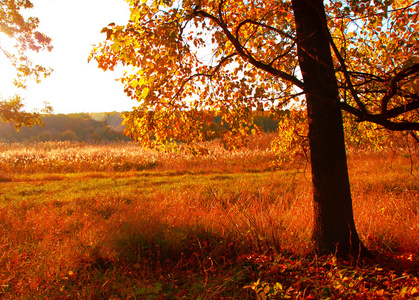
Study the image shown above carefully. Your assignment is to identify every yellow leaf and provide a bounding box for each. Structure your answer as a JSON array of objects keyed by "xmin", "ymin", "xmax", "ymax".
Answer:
[
  {"xmin": 131, "ymin": 79, "xmax": 138, "ymax": 88},
  {"xmin": 140, "ymin": 87, "xmax": 150, "ymax": 99}
]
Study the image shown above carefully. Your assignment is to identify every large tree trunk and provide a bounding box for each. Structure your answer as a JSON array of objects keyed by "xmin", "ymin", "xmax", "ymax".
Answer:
[{"xmin": 291, "ymin": 0, "xmax": 369, "ymax": 257}]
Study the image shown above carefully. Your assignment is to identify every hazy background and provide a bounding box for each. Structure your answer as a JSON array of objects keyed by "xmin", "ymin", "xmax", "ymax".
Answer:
[{"xmin": 0, "ymin": 0, "xmax": 135, "ymax": 114}]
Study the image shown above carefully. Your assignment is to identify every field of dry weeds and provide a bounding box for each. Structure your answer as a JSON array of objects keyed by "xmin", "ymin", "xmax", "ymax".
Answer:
[{"xmin": 0, "ymin": 137, "xmax": 418, "ymax": 299}]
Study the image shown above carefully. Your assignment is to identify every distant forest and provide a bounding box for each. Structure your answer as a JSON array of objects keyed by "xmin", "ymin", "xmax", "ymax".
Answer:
[
  {"xmin": 0, "ymin": 112, "xmax": 130, "ymax": 143},
  {"xmin": 0, "ymin": 112, "xmax": 279, "ymax": 143}
]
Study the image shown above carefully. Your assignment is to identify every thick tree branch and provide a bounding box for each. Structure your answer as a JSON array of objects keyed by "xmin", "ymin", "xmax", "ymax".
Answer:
[
  {"xmin": 381, "ymin": 63, "xmax": 419, "ymax": 115},
  {"xmin": 386, "ymin": 98, "xmax": 419, "ymax": 119},
  {"xmin": 340, "ymin": 102, "xmax": 419, "ymax": 131}
]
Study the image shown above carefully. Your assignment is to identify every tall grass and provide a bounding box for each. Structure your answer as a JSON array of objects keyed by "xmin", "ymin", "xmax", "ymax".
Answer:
[
  {"xmin": 347, "ymin": 150, "xmax": 419, "ymax": 254},
  {"xmin": 0, "ymin": 135, "xmax": 277, "ymax": 175},
  {"xmin": 0, "ymin": 137, "xmax": 418, "ymax": 299}
]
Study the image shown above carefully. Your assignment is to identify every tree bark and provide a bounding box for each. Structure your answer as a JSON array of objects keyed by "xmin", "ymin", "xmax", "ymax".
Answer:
[{"xmin": 291, "ymin": 0, "xmax": 369, "ymax": 257}]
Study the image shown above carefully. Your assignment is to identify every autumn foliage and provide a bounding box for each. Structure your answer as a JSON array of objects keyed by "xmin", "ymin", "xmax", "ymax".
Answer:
[
  {"xmin": 0, "ymin": 0, "xmax": 53, "ymax": 129},
  {"xmin": 90, "ymin": 0, "xmax": 419, "ymax": 146}
]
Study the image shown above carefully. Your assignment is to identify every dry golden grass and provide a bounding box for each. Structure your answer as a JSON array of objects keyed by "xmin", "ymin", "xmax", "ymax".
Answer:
[
  {"xmin": 347, "ymin": 150, "xmax": 419, "ymax": 254},
  {"xmin": 0, "ymin": 137, "xmax": 418, "ymax": 299},
  {"xmin": 0, "ymin": 136, "xmax": 278, "ymax": 175}
]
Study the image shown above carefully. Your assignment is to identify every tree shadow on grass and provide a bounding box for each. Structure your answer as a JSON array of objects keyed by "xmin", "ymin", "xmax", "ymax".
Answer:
[{"xmin": 87, "ymin": 214, "xmax": 258, "ymax": 299}]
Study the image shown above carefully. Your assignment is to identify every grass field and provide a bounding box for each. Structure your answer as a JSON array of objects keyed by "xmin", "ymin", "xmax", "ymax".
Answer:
[{"xmin": 0, "ymin": 137, "xmax": 418, "ymax": 299}]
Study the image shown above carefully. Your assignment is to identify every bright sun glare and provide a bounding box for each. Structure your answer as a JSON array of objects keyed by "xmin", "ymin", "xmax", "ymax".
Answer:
[{"xmin": 0, "ymin": 0, "xmax": 135, "ymax": 114}]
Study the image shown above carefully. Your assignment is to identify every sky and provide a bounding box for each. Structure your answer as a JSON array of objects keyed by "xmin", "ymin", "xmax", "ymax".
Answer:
[{"xmin": 0, "ymin": 0, "xmax": 135, "ymax": 114}]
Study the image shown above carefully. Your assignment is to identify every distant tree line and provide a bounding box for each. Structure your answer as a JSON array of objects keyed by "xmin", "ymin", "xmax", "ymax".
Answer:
[
  {"xmin": 0, "ymin": 111, "xmax": 280, "ymax": 143},
  {"xmin": 0, "ymin": 112, "xmax": 131, "ymax": 143}
]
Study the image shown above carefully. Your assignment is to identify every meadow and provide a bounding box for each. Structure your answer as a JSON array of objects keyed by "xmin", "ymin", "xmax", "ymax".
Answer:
[{"xmin": 0, "ymin": 135, "xmax": 418, "ymax": 299}]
